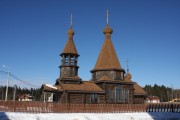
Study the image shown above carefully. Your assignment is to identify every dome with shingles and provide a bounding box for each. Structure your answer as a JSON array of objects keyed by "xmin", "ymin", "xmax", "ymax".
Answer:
[
  {"xmin": 68, "ymin": 28, "xmax": 74, "ymax": 35},
  {"xmin": 125, "ymin": 73, "xmax": 132, "ymax": 79},
  {"xmin": 103, "ymin": 25, "xmax": 113, "ymax": 34},
  {"xmin": 124, "ymin": 72, "xmax": 132, "ymax": 82}
]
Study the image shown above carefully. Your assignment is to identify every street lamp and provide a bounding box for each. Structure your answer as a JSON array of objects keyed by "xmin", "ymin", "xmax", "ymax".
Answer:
[{"xmin": 2, "ymin": 65, "xmax": 10, "ymax": 101}]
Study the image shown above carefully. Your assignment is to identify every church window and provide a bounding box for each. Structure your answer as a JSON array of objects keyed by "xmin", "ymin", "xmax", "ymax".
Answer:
[
  {"xmin": 108, "ymin": 89, "xmax": 114, "ymax": 102},
  {"xmin": 124, "ymin": 89, "xmax": 129, "ymax": 103},
  {"xmin": 90, "ymin": 94, "xmax": 98, "ymax": 103},
  {"xmin": 116, "ymin": 85, "xmax": 123, "ymax": 102}
]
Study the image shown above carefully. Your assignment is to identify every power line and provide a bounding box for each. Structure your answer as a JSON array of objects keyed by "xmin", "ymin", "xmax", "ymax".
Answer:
[
  {"xmin": 0, "ymin": 70, "xmax": 8, "ymax": 74},
  {"xmin": 11, "ymin": 74, "xmax": 40, "ymax": 88},
  {"xmin": 0, "ymin": 70, "xmax": 40, "ymax": 88}
]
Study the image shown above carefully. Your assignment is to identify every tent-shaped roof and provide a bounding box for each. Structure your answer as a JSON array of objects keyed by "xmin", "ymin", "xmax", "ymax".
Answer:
[
  {"xmin": 61, "ymin": 28, "xmax": 78, "ymax": 56},
  {"xmin": 92, "ymin": 25, "xmax": 122, "ymax": 71}
]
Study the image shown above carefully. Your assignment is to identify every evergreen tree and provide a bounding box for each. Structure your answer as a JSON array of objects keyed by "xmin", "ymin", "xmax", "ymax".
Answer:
[
  {"xmin": 143, "ymin": 84, "xmax": 180, "ymax": 102},
  {"xmin": 0, "ymin": 86, "xmax": 41, "ymax": 101}
]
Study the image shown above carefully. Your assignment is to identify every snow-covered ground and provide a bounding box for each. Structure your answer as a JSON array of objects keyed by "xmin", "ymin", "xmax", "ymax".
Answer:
[{"xmin": 0, "ymin": 112, "xmax": 180, "ymax": 120}]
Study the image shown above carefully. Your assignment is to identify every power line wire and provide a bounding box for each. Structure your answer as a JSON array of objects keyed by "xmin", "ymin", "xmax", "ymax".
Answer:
[
  {"xmin": 0, "ymin": 70, "xmax": 40, "ymax": 88},
  {"xmin": 0, "ymin": 71, "xmax": 8, "ymax": 74}
]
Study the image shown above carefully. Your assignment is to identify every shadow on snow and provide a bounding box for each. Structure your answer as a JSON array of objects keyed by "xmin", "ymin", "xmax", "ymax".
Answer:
[
  {"xmin": 0, "ymin": 112, "xmax": 10, "ymax": 120},
  {"xmin": 148, "ymin": 112, "xmax": 180, "ymax": 120}
]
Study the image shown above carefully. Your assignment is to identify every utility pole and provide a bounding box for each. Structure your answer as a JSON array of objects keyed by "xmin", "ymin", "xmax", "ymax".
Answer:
[{"xmin": 2, "ymin": 65, "xmax": 10, "ymax": 101}]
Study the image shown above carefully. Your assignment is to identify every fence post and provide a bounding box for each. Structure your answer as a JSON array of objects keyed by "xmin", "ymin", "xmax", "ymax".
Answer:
[
  {"xmin": 13, "ymin": 101, "xmax": 15, "ymax": 112},
  {"xmin": 171, "ymin": 104, "xmax": 174, "ymax": 112}
]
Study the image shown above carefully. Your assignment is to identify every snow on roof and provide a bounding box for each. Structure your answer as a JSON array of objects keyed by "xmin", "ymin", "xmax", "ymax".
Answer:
[{"xmin": 45, "ymin": 84, "xmax": 57, "ymax": 89}]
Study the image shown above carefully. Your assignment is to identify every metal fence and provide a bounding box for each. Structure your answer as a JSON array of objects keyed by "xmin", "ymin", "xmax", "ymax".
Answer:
[{"xmin": 0, "ymin": 101, "xmax": 179, "ymax": 113}]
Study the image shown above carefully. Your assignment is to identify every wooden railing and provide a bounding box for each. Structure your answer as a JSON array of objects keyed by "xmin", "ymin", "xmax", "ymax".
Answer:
[{"xmin": 0, "ymin": 101, "xmax": 179, "ymax": 113}]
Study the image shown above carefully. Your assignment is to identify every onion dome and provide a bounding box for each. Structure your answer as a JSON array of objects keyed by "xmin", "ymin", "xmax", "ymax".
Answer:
[
  {"xmin": 125, "ymin": 72, "xmax": 132, "ymax": 79},
  {"xmin": 68, "ymin": 28, "xmax": 74, "ymax": 35},
  {"xmin": 103, "ymin": 25, "xmax": 113, "ymax": 34},
  {"xmin": 103, "ymin": 10, "xmax": 113, "ymax": 34},
  {"xmin": 124, "ymin": 72, "xmax": 132, "ymax": 82}
]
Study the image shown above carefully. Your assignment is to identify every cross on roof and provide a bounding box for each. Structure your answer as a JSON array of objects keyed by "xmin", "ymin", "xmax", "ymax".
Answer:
[
  {"xmin": 106, "ymin": 9, "xmax": 109, "ymax": 25},
  {"xmin": 70, "ymin": 14, "xmax": 72, "ymax": 28}
]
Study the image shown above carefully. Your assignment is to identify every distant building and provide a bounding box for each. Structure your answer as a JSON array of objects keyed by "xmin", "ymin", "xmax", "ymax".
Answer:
[
  {"xmin": 41, "ymin": 14, "xmax": 147, "ymax": 104},
  {"xmin": 146, "ymin": 96, "xmax": 160, "ymax": 103},
  {"xmin": 18, "ymin": 94, "xmax": 35, "ymax": 101},
  {"xmin": 168, "ymin": 98, "xmax": 180, "ymax": 103}
]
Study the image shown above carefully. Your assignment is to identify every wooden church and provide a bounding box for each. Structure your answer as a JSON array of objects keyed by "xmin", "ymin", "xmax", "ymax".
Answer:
[{"xmin": 41, "ymin": 13, "xmax": 146, "ymax": 104}]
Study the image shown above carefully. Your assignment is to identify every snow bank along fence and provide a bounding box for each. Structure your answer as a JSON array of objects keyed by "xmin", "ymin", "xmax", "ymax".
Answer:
[{"xmin": 0, "ymin": 101, "xmax": 179, "ymax": 113}]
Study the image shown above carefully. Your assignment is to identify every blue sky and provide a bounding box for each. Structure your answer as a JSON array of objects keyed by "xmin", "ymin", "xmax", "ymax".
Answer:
[{"xmin": 0, "ymin": 0, "xmax": 180, "ymax": 88}]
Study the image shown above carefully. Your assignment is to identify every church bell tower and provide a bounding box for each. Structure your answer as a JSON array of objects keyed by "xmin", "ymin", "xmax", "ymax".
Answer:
[{"xmin": 57, "ymin": 15, "xmax": 82, "ymax": 84}]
